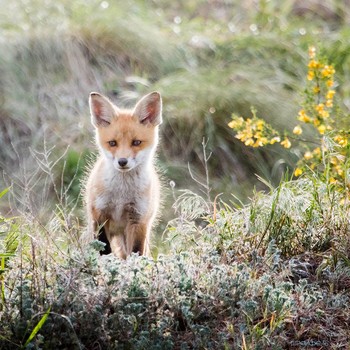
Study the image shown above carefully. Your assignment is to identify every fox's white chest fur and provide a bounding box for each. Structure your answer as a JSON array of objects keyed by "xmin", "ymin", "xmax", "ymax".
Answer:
[{"xmin": 94, "ymin": 161, "xmax": 151, "ymax": 223}]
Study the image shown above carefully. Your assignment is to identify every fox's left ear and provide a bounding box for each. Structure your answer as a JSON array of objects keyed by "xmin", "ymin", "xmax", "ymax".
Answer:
[{"xmin": 133, "ymin": 92, "xmax": 162, "ymax": 126}]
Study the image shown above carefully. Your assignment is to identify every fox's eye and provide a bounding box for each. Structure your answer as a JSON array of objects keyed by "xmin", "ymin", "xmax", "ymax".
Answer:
[
  {"xmin": 108, "ymin": 140, "xmax": 117, "ymax": 147},
  {"xmin": 132, "ymin": 140, "xmax": 142, "ymax": 146}
]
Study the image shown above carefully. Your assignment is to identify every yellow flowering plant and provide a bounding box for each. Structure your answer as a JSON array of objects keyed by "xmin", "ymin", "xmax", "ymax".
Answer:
[
  {"xmin": 228, "ymin": 107, "xmax": 281, "ymax": 148},
  {"xmin": 228, "ymin": 46, "xmax": 350, "ymax": 188}
]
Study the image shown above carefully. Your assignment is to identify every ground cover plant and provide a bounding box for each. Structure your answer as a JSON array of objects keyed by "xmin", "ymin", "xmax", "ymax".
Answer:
[
  {"xmin": 1, "ymin": 154, "xmax": 350, "ymax": 349},
  {"xmin": 1, "ymin": 0, "xmax": 350, "ymax": 349}
]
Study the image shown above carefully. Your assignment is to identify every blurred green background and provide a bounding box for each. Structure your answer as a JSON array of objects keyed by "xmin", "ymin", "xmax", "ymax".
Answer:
[{"xmin": 1, "ymin": 0, "xmax": 350, "ymax": 221}]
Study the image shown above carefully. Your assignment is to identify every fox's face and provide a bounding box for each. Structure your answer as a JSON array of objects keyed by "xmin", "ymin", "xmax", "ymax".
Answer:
[{"xmin": 89, "ymin": 92, "xmax": 162, "ymax": 172}]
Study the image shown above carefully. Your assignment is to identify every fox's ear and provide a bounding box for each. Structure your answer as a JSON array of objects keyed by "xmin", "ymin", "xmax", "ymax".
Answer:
[
  {"xmin": 133, "ymin": 92, "xmax": 162, "ymax": 126},
  {"xmin": 89, "ymin": 92, "xmax": 116, "ymax": 127}
]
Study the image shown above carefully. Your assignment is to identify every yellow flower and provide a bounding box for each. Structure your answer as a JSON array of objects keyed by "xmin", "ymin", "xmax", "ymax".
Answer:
[
  {"xmin": 320, "ymin": 110, "xmax": 329, "ymax": 118},
  {"xmin": 326, "ymin": 90, "xmax": 335, "ymax": 99},
  {"xmin": 336, "ymin": 166, "xmax": 344, "ymax": 177},
  {"xmin": 298, "ymin": 109, "xmax": 311, "ymax": 123},
  {"xmin": 254, "ymin": 131, "xmax": 262, "ymax": 139},
  {"xmin": 308, "ymin": 46, "xmax": 316, "ymax": 59},
  {"xmin": 313, "ymin": 118, "xmax": 320, "ymax": 126},
  {"xmin": 326, "ymin": 80, "xmax": 334, "ymax": 87},
  {"xmin": 304, "ymin": 151, "xmax": 313, "ymax": 160},
  {"xmin": 245, "ymin": 138, "xmax": 255, "ymax": 146},
  {"xmin": 256, "ymin": 119, "xmax": 265, "ymax": 130},
  {"xmin": 294, "ymin": 168, "xmax": 303, "ymax": 177},
  {"xmin": 330, "ymin": 157, "xmax": 338, "ymax": 165},
  {"xmin": 298, "ymin": 109, "xmax": 306, "ymax": 117},
  {"xmin": 325, "ymin": 99, "xmax": 333, "ymax": 108},
  {"xmin": 313, "ymin": 147, "xmax": 321, "ymax": 155},
  {"xmin": 315, "ymin": 103, "xmax": 324, "ymax": 113},
  {"xmin": 253, "ymin": 139, "xmax": 263, "ymax": 147},
  {"xmin": 334, "ymin": 135, "xmax": 348, "ymax": 147},
  {"xmin": 307, "ymin": 71, "xmax": 315, "ymax": 81},
  {"xmin": 260, "ymin": 137, "xmax": 268, "ymax": 145},
  {"xmin": 235, "ymin": 132, "xmax": 245, "ymax": 140},
  {"xmin": 321, "ymin": 65, "xmax": 335, "ymax": 78},
  {"xmin": 270, "ymin": 136, "xmax": 281, "ymax": 144},
  {"xmin": 236, "ymin": 126, "xmax": 253, "ymax": 140},
  {"xmin": 281, "ymin": 137, "xmax": 291, "ymax": 149},
  {"xmin": 308, "ymin": 60, "xmax": 320, "ymax": 69},
  {"xmin": 228, "ymin": 120, "xmax": 239, "ymax": 129},
  {"xmin": 293, "ymin": 125, "xmax": 303, "ymax": 135},
  {"xmin": 329, "ymin": 177, "xmax": 337, "ymax": 184},
  {"xmin": 313, "ymin": 86, "xmax": 320, "ymax": 94},
  {"xmin": 318, "ymin": 125, "xmax": 326, "ymax": 134}
]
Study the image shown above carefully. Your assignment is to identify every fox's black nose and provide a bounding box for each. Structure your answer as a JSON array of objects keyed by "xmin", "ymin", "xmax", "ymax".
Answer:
[{"xmin": 118, "ymin": 158, "xmax": 128, "ymax": 167}]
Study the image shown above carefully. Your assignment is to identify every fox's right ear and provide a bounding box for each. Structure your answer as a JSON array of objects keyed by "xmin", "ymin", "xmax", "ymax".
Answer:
[{"xmin": 89, "ymin": 92, "xmax": 116, "ymax": 127}]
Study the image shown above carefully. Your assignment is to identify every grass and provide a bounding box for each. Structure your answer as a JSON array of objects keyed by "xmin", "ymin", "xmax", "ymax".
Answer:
[
  {"xmin": 1, "ymin": 0, "xmax": 350, "ymax": 348},
  {"xmin": 1, "ymin": 170, "xmax": 350, "ymax": 349}
]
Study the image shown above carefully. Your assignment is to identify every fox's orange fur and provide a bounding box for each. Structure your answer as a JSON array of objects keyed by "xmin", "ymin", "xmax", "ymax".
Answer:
[{"xmin": 85, "ymin": 91, "xmax": 162, "ymax": 259}]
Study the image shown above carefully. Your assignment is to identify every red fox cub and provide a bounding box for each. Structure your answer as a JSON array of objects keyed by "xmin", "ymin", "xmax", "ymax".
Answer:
[{"xmin": 85, "ymin": 91, "xmax": 162, "ymax": 259}]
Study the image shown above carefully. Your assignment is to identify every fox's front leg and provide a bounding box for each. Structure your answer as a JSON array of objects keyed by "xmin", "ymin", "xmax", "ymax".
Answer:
[
  {"xmin": 88, "ymin": 207, "xmax": 126, "ymax": 258},
  {"xmin": 102, "ymin": 220, "xmax": 127, "ymax": 259},
  {"xmin": 124, "ymin": 203, "xmax": 149, "ymax": 256}
]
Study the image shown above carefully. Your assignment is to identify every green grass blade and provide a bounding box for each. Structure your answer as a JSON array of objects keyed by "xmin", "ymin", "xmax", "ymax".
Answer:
[
  {"xmin": 0, "ymin": 253, "xmax": 15, "ymax": 259},
  {"xmin": 24, "ymin": 306, "xmax": 51, "ymax": 347},
  {"xmin": 0, "ymin": 188, "xmax": 9, "ymax": 199}
]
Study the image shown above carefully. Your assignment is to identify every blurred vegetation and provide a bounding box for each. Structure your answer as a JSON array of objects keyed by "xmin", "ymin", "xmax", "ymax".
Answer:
[{"xmin": 1, "ymin": 0, "xmax": 350, "ymax": 221}]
